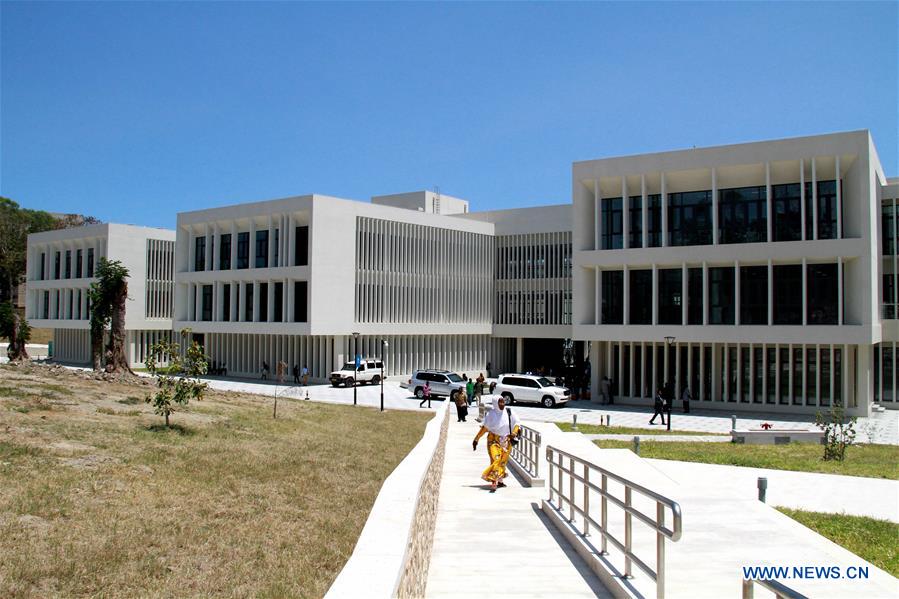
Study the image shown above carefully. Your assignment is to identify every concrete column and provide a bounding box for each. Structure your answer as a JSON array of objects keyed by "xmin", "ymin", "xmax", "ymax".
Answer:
[
  {"xmin": 838, "ymin": 257, "xmax": 844, "ymax": 325},
  {"xmin": 800, "ymin": 159, "xmax": 807, "ymax": 241},
  {"xmin": 268, "ymin": 215, "xmax": 275, "ymax": 268},
  {"xmin": 702, "ymin": 261, "xmax": 709, "ymax": 325},
  {"xmin": 188, "ymin": 228, "xmax": 196, "ymax": 272},
  {"xmin": 622, "ymin": 177, "xmax": 629, "ymax": 249},
  {"xmin": 641, "ymin": 174, "xmax": 648, "ymax": 248},
  {"xmin": 230, "ymin": 222, "xmax": 238, "ymax": 269},
  {"xmin": 212, "ymin": 223, "xmax": 220, "ymax": 270},
  {"xmin": 249, "ymin": 220, "xmax": 257, "ymax": 268},
  {"xmin": 765, "ymin": 162, "xmax": 772, "ymax": 242},
  {"xmin": 595, "ymin": 180, "xmax": 602, "ymax": 250},
  {"xmin": 253, "ymin": 281, "xmax": 260, "ymax": 322},
  {"xmin": 711, "ymin": 168, "xmax": 718, "ymax": 245},
  {"xmin": 267, "ymin": 279, "xmax": 275, "ymax": 322},
  {"xmin": 287, "ymin": 214, "xmax": 295, "ymax": 266},
  {"xmin": 835, "ymin": 155, "xmax": 842, "ymax": 239},
  {"xmin": 812, "ymin": 157, "xmax": 819, "ymax": 240},
  {"xmin": 515, "ymin": 337, "xmax": 523, "ymax": 372},
  {"xmin": 595, "ymin": 267, "xmax": 602, "ymax": 325},
  {"xmin": 681, "ymin": 262, "xmax": 688, "ymax": 325},
  {"xmin": 205, "ymin": 223, "xmax": 212, "ymax": 271},
  {"xmin": 652, "ymin": 264, "xmax": 658, "ymax": 325},
  {"xmin": 661, "ymin": 172, "xmax": 668, "ymax": 247}
]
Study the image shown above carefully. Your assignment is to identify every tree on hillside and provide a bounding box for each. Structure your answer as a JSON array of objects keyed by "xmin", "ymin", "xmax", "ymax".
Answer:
[
  {"xmin": 88, "ymin": 258, "xmax": 131, "ymax": 372},
  {"xmin": 0, "ymin": 198, "xmax": 59, "ymax": 302},
  {"xmin": 0, "ymin": 302, "xmax": 31, "ymax": 361},
  {"xmin": 145, "ymin": 329, "xmax": 208, "ymax": 427}
]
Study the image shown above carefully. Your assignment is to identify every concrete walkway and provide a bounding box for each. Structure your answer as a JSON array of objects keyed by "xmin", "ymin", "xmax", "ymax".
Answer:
[
  {"xmin": 425, "ymin": 417, "xmax": 613, "ymax": 598},
  {"xmin": 583, "ymin": 434, "xmax": 730, "ymax": 443},
  {"xmin": 647, "ymin": 459, "xmax": 899, "ymax": 523}
]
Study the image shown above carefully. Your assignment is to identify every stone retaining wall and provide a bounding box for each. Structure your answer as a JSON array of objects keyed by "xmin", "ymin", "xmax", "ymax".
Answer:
[{"xmin": 324, "ymin": 401, "xmax": 450, "ymax": 599}]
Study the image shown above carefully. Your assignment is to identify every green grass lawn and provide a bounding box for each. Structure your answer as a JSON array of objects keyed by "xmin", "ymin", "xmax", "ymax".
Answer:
[
  {"xmin": 595, "ymin": 439, "xmax": 899, "ymax": 479},
  {"xmin": 558, "ymin": 422, "xmax": 727, "ymax": 436},
  {"xmin": 777, "ymin": 508, "xmax": 899, "ymax": 577}
]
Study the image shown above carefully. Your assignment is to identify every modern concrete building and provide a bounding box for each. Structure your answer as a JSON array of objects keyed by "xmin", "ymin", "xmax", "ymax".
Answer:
[
  {"xmin": 25, "ymin": 223, "xmax": 176, "ymax": 366},
  {"xmin": 573, "ymin": 130, "xmax": 890, "ymax": 416}
]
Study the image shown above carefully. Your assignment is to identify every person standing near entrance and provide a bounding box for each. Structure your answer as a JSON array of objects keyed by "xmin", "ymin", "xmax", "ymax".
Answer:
[
  {"xmin": 261, "ymin": 361, "xmax": 269, "ymax": 380},
  {"xmin": 649, "ymin": 388, "xmax": 666, "ymax": 425},
  {"xmin": 599, "ymin": 376, "xmax": 611, "ymax": 404},
  {"xmin": 292, "ymin": 364, "xmax": 300, "ymax": 384},
  {"xmin": 466, "ymin": 377, "xmax": 475, "ymax": 406},
  {"xmin": 681, "ymin": 386, "xmax": 692, "ymax": 413},
  {"xmin": 453, "ymin": 388, "xmax": 468, "ymax": 422},
  {"xmin": 302, "ymin": 364, "xmax": 309, "ymax": 386}
]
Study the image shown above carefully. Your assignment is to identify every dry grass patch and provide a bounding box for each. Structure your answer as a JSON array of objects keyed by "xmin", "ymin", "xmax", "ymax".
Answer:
[{"xmin": 0, "ymin": 362, "xmax": 429, "ymax": 598}]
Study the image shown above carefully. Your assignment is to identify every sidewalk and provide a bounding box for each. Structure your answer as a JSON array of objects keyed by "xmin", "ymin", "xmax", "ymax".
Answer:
[{"xmin": 425, "ymin": 417, "xmax": 612, "ymax": 598}]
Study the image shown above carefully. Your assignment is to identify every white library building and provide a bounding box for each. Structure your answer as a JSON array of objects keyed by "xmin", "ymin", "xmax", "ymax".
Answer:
[{"xmin": 26, "ymin": 130, "xmax": 898, "ymax": 416}]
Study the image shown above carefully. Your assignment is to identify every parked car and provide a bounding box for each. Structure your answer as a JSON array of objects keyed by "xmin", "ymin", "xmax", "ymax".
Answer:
[
  {"xmin": 401, "ymin": 369, "xmax": 466, "ymax": 399},
  {"xmin": 493, "ymin": 374, "xmax": 570, "ymax": 408},
  {"xmin": 329, "ymin": 358, "xmax": 384, "ymax": 387}
]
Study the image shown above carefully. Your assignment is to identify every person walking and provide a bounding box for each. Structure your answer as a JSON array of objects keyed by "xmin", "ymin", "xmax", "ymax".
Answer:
[
  {"xmin": 472, "ymin": 396, "xmax": 520, "ymax": 492},
  {"xmin": 419, "ymin": 381, "xmax": 432, "ymax": 409},
  {"xmin": 302, "ymin": 364, "xmax": 309, "ymax": 386},
  {"xmin": 649, "ymin": 388, "xmax": 667, "ymax": 425},
  {"xmin": 261, "ymin": 361, "xmax": 269, "ymax": 380},
  {"xmin": 466, "ymin": 377, "xmax": 475, "ymax": 406},
  {"xmin": 454, "ymin": 388, "xmax": 468, "ymax": 422},
  {"xmin": 681, "ymin": 386, "xmax": 692, "ymax": 413},
  {"xmin": 292, "ymin": 364, "xmax": 300, "ymax": 384}
]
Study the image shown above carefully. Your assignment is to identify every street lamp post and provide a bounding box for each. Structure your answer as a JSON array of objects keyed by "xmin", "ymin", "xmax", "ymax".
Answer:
[
  {"xmin": 352, "ymin": 331, "xmax": 360, "ymax": 406},
  {"xmin": 664, "ymin": 336, "xmax": 676, "ymax": 431},
  {"xmin": 380, "ymin": 339, "xmax": 389, "ymax": 412}
]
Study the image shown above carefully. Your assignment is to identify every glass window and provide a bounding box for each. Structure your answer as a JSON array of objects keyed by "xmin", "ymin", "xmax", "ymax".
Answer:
[
  {"xmin": 259, "ymin": 282, "xmax": 268, "ymax": 321},
  {"xmin": 773, "ymin": 183, "xmax": 803, "ymax": 242},
  {"xmin": 220, "ymin": 234, "xmax": 231, "ymax": 270},
  {"xmin": 774, "ymin": 265, "xmax": 803, "ymax": 324},
  {"xmin": 658, "ymin": 268, "xmax": 682, "ymax": 325},
  {"xmin": 668, "ymin": 190, "xmax": 712, "ymax": 246},
  {"xmin": 201, "ymin": 285, "xmax": 212, "ymax": 321},
  {"xmin": 40, "ymin": 252, "xmax": 46, "ymax": 280},
  {"xmin": 87, "ymin": 248, "xmax": 94, "ymax": 277},
  {"xmin": 54, "ymin": 251, "xmax": 60, "ymax": 279},
  {"xmin": 273, "ymin": 281, "xmax": 283, "ymax": 322},
  {"xmin": 194, "ymin": 237, "xmax": 206, "ymax": 271},
  {"xmin": 688, "ymin": 267, "xmax": 703, "ymax": 324},
  {"xmin": 295, "ymin": 226, "xmax": 309, "ymax": 266},
  {"xmin": 792, "ymin": 348, "xmax": 803, "ymax": 405},
  {"xmin": 740, "ymin": 266, "xmax": 768, "ymax": 325},
  {"xmin": 779, "ymin": 347, "xmax": 790, "ymax": 404},
  {"xmin": 817, "ymin": 180, "xmax": 839, "ymax": 240},
  {"xmin": 741, "ymin": 346, "xmax": 751, "ymax": 402},
  {"xmin": 601, "ymin": 197, "xmax": 623, "ymax": 250},
  {"xmin": 807, "ymin": 263, "xmax": 839, "ymax": 324},
  {"xmin": 237, "ymin": 232, "xmax": 250, "ymax": 269},
  {"xmin": 703, "ymin": 346, "xmax": 711, "ymax": 401},
  {"xmin": 601, "ymin": 270, "xmax": 623, "ymax": 324},
  {"xmin": 76, "ymin": 249, "xmax": 83, "ymax": 278},
  {"xmin": 766, "ymin": 347, "xmax": 776, "ymax": 404},
  {"xmin": 65, "ymin": 250, "xmax": 72, "ymax": 279},
  {"xmin": 806, "ymin": 347, "xmax": 817, "ymax": 405},
  {"xmin": 244, "ymin": 283, "xmax": 254, "ymax": 321},
  {"xmin": 628, "ymin": 196, "xmax": 642, "ymax": 248},
  {"xmin": 222, "ymin": 283, "xmax": 230, "ymax": 322},
  {"xmin": 719, "ymin": 186, "xmax": 767, "ymax": 244},
  {"xmin": 820, "ymin": 347, "xmax": 831, "ymax": 407},
  {"xmin": 629, "ymin": 269, "xmax": 652, "ymax": 325},
  {"xmin": 833, "ymin": 348, "xmax": 842, "ymax": 405},
  {"xmin": 709, "ymin": 267, "xmax": 735, "ymax": 324},
  {"xmin": 647, "ymin": 194, "xmax": 662, "ymax": 247},
  {"xmin": 884, "ymin": 346, "xmax": 894, "ymax": 402},
  {"xmin": 728, "ymin": 346, "xmax": 737, "ymax": 402},
  {"xmin": 43, "ymin": 290, "xmax": 49, "ymax": 319},
  {"xmin": 634, "ymin": 345, "xmax": 643, "ymax": 398},
  {"xmin": 883, "ymin": 203, "xmax": 896, "ymax": 255},
  {"xmin": 294, "ymin": 281, "xmax": 308, "ymax": 322},
  {"xmin": 255, "ymin": 230, "xmax": 269, "ymax": 268}
]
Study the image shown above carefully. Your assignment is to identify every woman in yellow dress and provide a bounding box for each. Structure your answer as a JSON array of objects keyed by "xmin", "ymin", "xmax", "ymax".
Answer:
[{"xmin": 472, "ymin": 395, "xmax": 520, "ymax": 492}]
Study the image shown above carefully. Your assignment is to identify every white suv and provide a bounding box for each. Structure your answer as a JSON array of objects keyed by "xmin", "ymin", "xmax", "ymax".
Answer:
[
  {"xmin": 329, "ymin": 359, "xmax": 384, "ymax": 387},
  {"xmin": 400, "ymin": 369, "xmax": 465, "ymax": 399},
  {"xmin": 494, "ymin": 374, "xmax": 570, "ymax": 408}
]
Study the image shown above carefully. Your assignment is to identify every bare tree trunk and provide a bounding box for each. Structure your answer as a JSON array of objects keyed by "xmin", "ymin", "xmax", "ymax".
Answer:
[
  {"xmin": 105, "ymin": 280, "xmax": 132, "ymax": 374},
  {"xmin": 8, "ymin": 312, "xmax": 28, "ymax": 361},
  {"xmin": 90, "ymin": 322, "xmax": 104, "ymax": 370}
]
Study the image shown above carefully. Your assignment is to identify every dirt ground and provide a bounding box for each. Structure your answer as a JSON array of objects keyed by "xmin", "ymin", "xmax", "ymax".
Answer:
[{"xmin": 0, "ymin": 362, "xmax": 429, "ymax": 598}]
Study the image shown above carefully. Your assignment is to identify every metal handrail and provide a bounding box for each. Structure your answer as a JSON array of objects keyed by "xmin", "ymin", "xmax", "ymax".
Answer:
[
  {"xmin": 510, "ymin": 425, "xmax": 541, "ymax": 479},
  {"xmin": 545, "ymin": 445, "xmax": 683, "ymax": 599},
  {"xmin": 742, "ymin": 578, "xmax": 809, "ymax": 599}
]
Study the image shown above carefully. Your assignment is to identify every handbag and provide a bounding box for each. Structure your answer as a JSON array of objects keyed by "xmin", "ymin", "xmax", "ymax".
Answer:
[{"xmin": 508, "ymin": 409, "xmax": 519, "ymax": 446}]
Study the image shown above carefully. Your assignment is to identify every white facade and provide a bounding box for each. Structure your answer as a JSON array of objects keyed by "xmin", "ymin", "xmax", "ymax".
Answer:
[
  {"xmin": 25, "ymin": 223, "xmax": 176, "ymax": 366},
  {"xmin": 174, "ymin": 194, "xmax": 515, "ymax": 381},
  {"xmin": 572, "ymin": 130, "xmax": 889, "ymax": 416}
]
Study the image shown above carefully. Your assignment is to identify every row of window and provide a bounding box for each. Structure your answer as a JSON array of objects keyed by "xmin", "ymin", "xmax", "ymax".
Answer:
[
  {"xmin": 194, "ymin": 226, "xmax": 309, "ymax": 271},
  {"xmin": 38, "ymin": 248, "xmax": 96, "ymax": 280},
  {"xmin": 600, "ymin": 180, "xmax": 840, "ymax": 249},
  {"xmin": 41, "ymin": 289, "xmax": 90, "ymax": 320},
  {"xmin": 600, "ymin": 263, "xmax": 840, "ymax": 326},
  {"xmin": 194, "ymin": 281, "xmax": 308, "ymax": 323}
]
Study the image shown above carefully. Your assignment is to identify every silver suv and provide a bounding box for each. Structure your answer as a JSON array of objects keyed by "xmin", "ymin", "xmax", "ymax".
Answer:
[
  {"xmin": 494, "ymin": 374, "xmax": 569, "ymax": 408},
  {"xmin": 401, "ymin": 369, "xmax": 465, "ymax": 399}
]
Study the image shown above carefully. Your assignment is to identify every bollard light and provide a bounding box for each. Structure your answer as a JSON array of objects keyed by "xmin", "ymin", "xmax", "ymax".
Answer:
[
  {"xmin": 572, "ymin": 414, "xmax": 578, "ymax": 431},
  {"xmin": 731, "ymin": 415, "xmax": 737, "ymax": 431},
  {"xmin": 633, "ymin": 436, "xmax": 640, "ymax": 455},
  {"xmin": 758, "ymin": 477, "xmax": 768, "ymax": 503},
  {"xmin": 607, "ymin": 414, "xmax": 611, "ymax": 427}
]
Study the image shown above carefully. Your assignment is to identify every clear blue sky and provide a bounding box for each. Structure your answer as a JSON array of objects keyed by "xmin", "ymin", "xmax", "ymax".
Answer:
[{"xmin": 1, "ymin": 1, "xmax": 896, "ymax": 229}]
